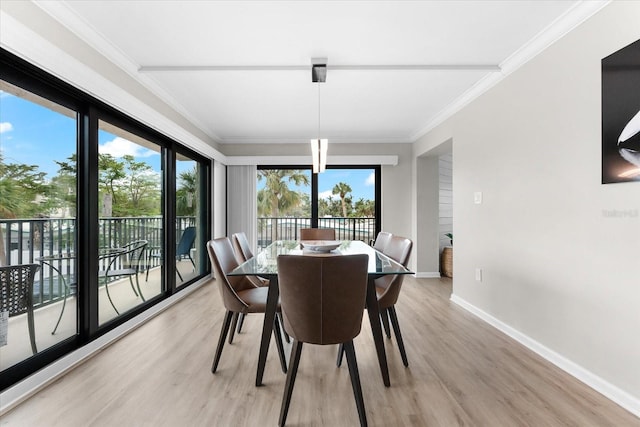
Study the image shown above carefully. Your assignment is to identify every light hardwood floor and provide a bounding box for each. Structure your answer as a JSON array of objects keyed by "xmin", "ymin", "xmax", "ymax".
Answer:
[{"xmin": 2, "ymin": 277, "xmax": 638, "ymax": 426}]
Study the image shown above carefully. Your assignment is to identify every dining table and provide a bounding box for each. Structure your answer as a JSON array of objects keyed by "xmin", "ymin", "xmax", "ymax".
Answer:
[{"xmin": 228, "ymin": 239, "xmax": 413, "ymax": 387}]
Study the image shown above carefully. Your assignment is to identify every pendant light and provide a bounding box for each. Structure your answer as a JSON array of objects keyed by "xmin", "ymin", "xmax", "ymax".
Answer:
[{"xmin": 311, "ymin": 60, "xmax": 327, "ymax": 174}]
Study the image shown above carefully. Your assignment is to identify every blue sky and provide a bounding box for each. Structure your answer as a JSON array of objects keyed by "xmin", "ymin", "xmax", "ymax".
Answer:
[
  {"xmin": 0, "ymin": 90, "xmax": 194, "ymax": 178},
  {"xmin": 2, "ymin": 91, "xmax": 373, "ymax": 199}
]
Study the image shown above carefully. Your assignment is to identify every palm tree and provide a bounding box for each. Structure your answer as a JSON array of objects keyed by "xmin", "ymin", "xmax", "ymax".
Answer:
[
  {"xmin": 176, "ymin": 167, "xmax": 198, "ymax": 216},
  {"xmin": 332, "ymin": 182, "xmax": 352, "ymax": 217},
  {"xmin": 257, "ymin": 169, "xmax": 310, "ymax": 240}
]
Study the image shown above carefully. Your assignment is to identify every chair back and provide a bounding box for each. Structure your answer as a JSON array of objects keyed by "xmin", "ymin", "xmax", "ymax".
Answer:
[
  {"xmin": 277, "ymin": 254, "xmax": 369, "ymax": 345},
  {"xmin": 207, "ymin": 238, "xmax": 255, "ymax": 312},
  {"xmin": 122, "ymin": 240, "xmax": 148, "ymax": 271},
  {"xmin": 0, "ymin": 264, "xmax": 40, "ymax": 317},
  {"xmin": 177, "ymin": 226, "xmax": 196, "ymax": 257},
  {"xmin": 372, "ymin": 231, "xmax": 393, "ymax": 252},
  {"xmin": 376, "ymin": 235, "xmax": 413, "ymax": 308},
  {"xmin": 232, "ymin": 232, "xmax": 254, "ymax": 263},
  {"xmin": 299, "ymin": 228, "xmax": 335, "ymax": 240}
]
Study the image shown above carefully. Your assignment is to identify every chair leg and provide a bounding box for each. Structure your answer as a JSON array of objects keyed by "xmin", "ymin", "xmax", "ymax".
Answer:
[
  {"xmin": 176, "ymin": 264, "xmax": 184, "ymax": 282},
  {"xmin": 51, "ymin": 283, "xmax": 69, "ymax": 335},
  {"xmin": 237, "ymin": 313, "xmax": 246, "ymax": 333},
  {"xmin": 273, "ymin": 314, "xmax": 288, "ymax": 373},
  {"xmin": 380, "ymin": 308, "xmax": 391, "ymax": 338},
  {"xmin": 27, "ymin": 308, "xmax": 38, "ymax": 354},
  {"xmin": 212, "ymin": 310, "xmax": 234, "ymax": 373},
  {"xmin": 344, "ymin": 340, "xmax": 368, "ymax": 427},
  {"xmin": 388, "ymin": 306, "xmax": 409, "ymax": 367},
  {"xmin": 279, "ymin": 340, "xmax": 303, "ymax": 427},
  {"xmin": 134, "ymin": 273, "xmax": 146, "ymax": 301},
  {"xmin": 229, "ymin": 312, "xmax": 239, "ymax": 344},
  {"xmin": 128, "ymin": 276, "xmax": 139, "ymax": 297},
  {"xmin": 104, "ymin": 281, "xmax": 120, "ymax": 315},
  {"xmin": 277, "ymin": 312, "xmax": 290, "ymax": 343},
  {"xmin": 336, "ymin": 343, "xmax": 344, "ymax": 367}
]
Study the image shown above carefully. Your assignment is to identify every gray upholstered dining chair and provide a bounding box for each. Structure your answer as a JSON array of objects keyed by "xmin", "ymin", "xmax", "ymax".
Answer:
[
  {"xmin": 371, "ymin": 231, "xmax": 393, "ymax": 252},
  {"xmin": 277, "ymin": 254, "xmax": 369, "ymax": 427},
  {"xmin": 299, "ymin": 228, "xmax": 336, "ymax": 240},
  {"xmin": 376, "ymin": 235, "xmax": 413, "ymax": 366},
  {"xmin": 207, "ymin": 237, "xmax": 287, "ymax": 374},
  {"xmin": 230, "ymin": 232, "xmax": 273, "ymax": 338},
  {"xmin": 0, "ymin": 263, "xmax": 40, "ymax": 354},
  {"xmin": 232, "ymin": 232, "xmax": 268, "ymax": 288}
]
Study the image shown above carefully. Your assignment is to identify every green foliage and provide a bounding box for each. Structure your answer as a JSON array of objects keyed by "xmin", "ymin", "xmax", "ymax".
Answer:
[
  {"xmin": 176, "ymin": 166, "xmax": 198, "ymax": 216},
  {"xmin": 0, "ymin": 153, "xmax": 52, "ymax": 218},
  {"xmin": 332, "ymin": 182, "xmax": 353, "ymax": 217},
  {"xmin": 257, "ymin": 169, "xmax": 310, "ymax": 217}
]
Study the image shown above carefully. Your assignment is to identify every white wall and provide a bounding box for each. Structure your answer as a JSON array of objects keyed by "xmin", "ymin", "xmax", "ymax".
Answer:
[{"xmin": 419, "ymin": 0, "xmax": 640, "ymax": 411}]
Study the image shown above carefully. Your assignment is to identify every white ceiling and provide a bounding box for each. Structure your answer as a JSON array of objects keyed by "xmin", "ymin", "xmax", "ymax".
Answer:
[{"xmin": 38, "ymin": 1, "xmax": 589, "ymax": 145}]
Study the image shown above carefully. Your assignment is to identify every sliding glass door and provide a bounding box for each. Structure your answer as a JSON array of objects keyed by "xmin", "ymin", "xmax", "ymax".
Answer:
[
  {"xmin": 97, "ymin": 120, "xmax": 163, "ymax": 325},
  {"xmin": 256, "ymin": 166, "xmax": 379, "ymax": 246},
  {"xmin": 1, "ymin": 48, "xmax": 211, "ymax": 389},
  {"xmin": 175, "ymin": 152, "xmax": 206, "ymax": 287},
  {"xmin": 0, "ymin": 79, "xmax": 78, "ymax": 371},
  {"xmin": 317, "ymin": 167, "xmax": 378, "ymax": 241}
]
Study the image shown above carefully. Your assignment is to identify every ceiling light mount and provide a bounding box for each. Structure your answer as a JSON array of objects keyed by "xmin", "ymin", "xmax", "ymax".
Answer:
[{"xmin": 311, "ymin": 58, "xmax": 328, "ymax": 83}]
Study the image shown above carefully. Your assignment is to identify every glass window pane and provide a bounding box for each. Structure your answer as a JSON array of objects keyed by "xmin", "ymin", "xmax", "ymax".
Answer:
[
  {"xmin": 97, "ymin": 120, "xmax": 162, "ymax": 325},
  {"xmin": 0, "ymin": 80, "xmax": 77, "ymax": 370},
  {"xmin": 175, "ymin": 154, "xmax": 203, "ymax": 286},
  {"xmin": 256, "ymin": 169, "xmax": 311, "ymax": 247},
  {"xmin": 317, "ymin": 168, "xmax": 377, "ymax": 242}
]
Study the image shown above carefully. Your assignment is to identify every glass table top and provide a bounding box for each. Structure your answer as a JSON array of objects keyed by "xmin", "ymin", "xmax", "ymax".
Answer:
[{"xmin": 229, "ymin": 240, "xmax": 412, "ymax": 277}]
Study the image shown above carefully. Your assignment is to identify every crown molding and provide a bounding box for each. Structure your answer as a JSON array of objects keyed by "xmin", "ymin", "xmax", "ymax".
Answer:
[
  {"xmin": 32, "ymin": 0, "xmax": 222, "ymax": 142},
  {"xmin": 410, "ymin": 0, "xmax": 610, "ymax": 141},
  {"xmin": 0, "ymin": 7, "xmax": 225, "ymax": 163}
]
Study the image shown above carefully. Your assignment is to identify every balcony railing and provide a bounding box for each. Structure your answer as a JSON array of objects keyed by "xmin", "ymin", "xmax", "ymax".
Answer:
[
  {"xmin": 257, "ymin": 216, "xmax": 376, "ymax": 250},
  {"xmin": 0, "ymin": 216, "xmax": 195, "ymax": 308}
]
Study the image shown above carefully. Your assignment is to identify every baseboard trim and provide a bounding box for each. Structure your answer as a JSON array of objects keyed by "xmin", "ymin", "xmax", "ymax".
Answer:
[
  {"xmin": 415, "ymin": 272, "xmax": 442, "ymax": 278},
  {"xmin": 450, "ymin": 294, "xmax": 640, "ymax": 418},
  {"xmin": 0, "ymin": 278, "xmax": 209, "ymax": 416}
]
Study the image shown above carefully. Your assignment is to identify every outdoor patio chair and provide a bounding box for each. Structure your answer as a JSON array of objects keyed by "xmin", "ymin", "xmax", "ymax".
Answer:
[
  {"xmin": 99, "ymin": 240, "xmax": 148, "ymax": 315},
  {"xmin": 0, "ymin": 263, "xmax": 40, "ymax": 354}
]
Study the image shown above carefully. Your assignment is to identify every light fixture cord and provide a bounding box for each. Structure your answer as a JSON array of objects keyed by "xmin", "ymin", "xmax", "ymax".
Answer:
[{"xmin": 317, "ymin": 82, "xmax": 321, "ymax": 139}]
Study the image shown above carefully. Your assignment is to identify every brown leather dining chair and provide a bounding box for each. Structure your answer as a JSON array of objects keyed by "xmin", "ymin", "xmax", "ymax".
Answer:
[
  {"xmin": 277, "ymin": 254, "xmax": 369, "ymax": 427},
  {"xmin": 231, "ymin": 232, "xmax": 282, "ymax": 340},
  {"xmin": 299, "ymin": 228, "xmax": 336, "ymax": 240},
  {"xmin": 232, "ymin": 232, "xmax": 268, "ymax": 288},
  {"xmin": 376, "ymin": 235, "xmax": 413, "ymax": 366},
  {"xmin": 372, "ymin": 231, "xmax": 393, "ymax": 252},
  {"xmin": 207, "ymin": 237, "xmax": 287, "ymax": 374}
]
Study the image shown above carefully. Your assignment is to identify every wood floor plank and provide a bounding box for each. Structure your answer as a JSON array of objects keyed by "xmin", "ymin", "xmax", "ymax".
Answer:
[{"xmin": 2, "ymin": 277, "xmax": 638, "ymax": 426}]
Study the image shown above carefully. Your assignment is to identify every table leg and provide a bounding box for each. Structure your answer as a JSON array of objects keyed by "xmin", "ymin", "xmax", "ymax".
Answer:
[
  {"xmin": 256, "ymin": 275, "xmax": 279, "ymax": 386},
  {"xmin": 366, "ymin": 276, "xmax": 390, "ymax": 387}
]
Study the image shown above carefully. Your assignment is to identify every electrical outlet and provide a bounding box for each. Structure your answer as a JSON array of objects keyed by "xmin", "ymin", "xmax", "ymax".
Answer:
[
  {"xmin": 475, "ymin": 268, "xmax": 482, "ymax": 282},
  {"xmin": 474, "ymin": 191, "xmax": 483, "ymax": 204}
]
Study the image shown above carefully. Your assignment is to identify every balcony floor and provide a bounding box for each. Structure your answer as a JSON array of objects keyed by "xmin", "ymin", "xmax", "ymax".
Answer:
[{"xmin": 1, "ymin": 260, "xmax": 197, "ymax": 371}]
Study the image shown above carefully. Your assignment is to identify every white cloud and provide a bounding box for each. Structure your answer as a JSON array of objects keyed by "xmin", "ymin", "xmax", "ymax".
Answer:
[
  {"xmin": 318, "ymin": 190, "xmax": 333, "ymax": 199},
  {"xmin": 365, "ymin": 172, "xmax": 375, "ymax": 186},
  {"xmin": 0, "ymin": 122, "xmax": 14, "ymax": 133},
  {"xmin": 99, "ymin": 137, "xmax": 158, "ymax": 158}
]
